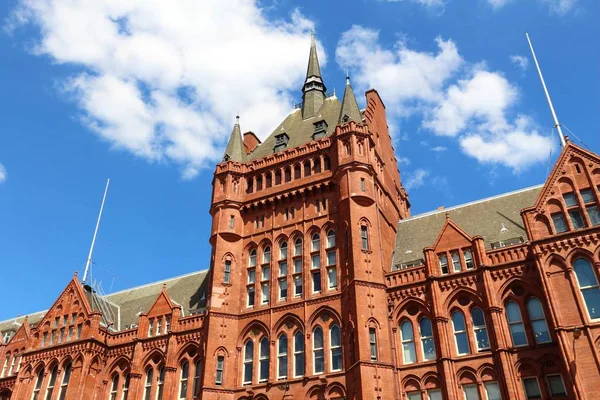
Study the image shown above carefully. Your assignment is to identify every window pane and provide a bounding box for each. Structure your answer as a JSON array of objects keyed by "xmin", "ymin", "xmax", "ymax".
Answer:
[
  {"xmin": 422, "ymin": 338, "xmax": 436, "ymax": 360},
  {"xmin": 569, "ymin": 209, "xmax": 586, "ymax": 229},
  {"xmin": 551, "ymin": 213, "xmax": 567, "ymax": 233},
  {"xmin": 587, "ymin": 205, "xmax": 600, "ymax": 226},
  {"xmin": 407, "ymin": 392, "xmax": 421, "ymax": 400},
  {"xmin": 314, "ymin": 328, "xmax": 323, "ymax": 348},
  {"xmin": 331, "ymin": 348, "xmax": 342, "ymax": 371},
  {"xmin": 314, "ymin": 350, "xmax": 324, "ymax": 373},
  {"xmin": 547, "ymin": 375, "xmax": 566, "ymax": 396},
  {"xmin": 262, "ymin": 267, "xmax": 270, "ymax": 280},
  {"xmin": 331, "ymin": 326, "xmax": 341, "ymax": 347},
  {"xmin": 463, "ymin": 384, "xmax": 479, "ymax": 400},
  {"xmin": 294, "ymin": 259, "xmax": 302, "ymax": 273},
  {"xmin": 401, "ymin": 321, "xmax": 414, "ymax": 341},
  {"xmin": 456, "ymin": 332, "xmax": 470, "ymax": 355},
  {"xmin": 526, "ymin": 298, "xmax": 543, "ymax": 319},
  {"xmin": 581, "ymin": 189, "xmax": 595, "ymax": 203},
  {"xmin": 452, "ymin": 312, "xmax": 466, "ymax": 331},
  {"xmin": 475, "ymin": 329, "xmax": 490, "ymax": 350},
  {"xmin": 582, "ymin": 288, "xmax": 600, "ymax": 319},
  {"xmin": 564, "ymin": 193, "xmax": 578, "ymax": 207},
  {"xmin": 312, "ymin": 272, "xmax": 321, "ymax": 292},
  {"xmin": 427, "ymin": 389, "xmax": 442, "ymax": 400},
  {"xmin": 531, "ymin": 320, "xmax": 550, "ymax": 343},
  {"xmin": 574, "ymin": 258, "xmax": 598, "ymax": 287},
  {"xmin": 420, "ymin": 318, "xmax": 433, "ymax": 337},
  {"xmin": 484, "ymin": 382, "xmax": 501, "ymax": 400},
  {"xmin": 472, "ymin": 308, "xmax": 485, "ymax": 326},
  {"xmin": 311, "ymin": 254, "xmax": 320, "ymax": 269},
  {"xmin": 327, "ymin": 251, "xmax": 336, "ymax": 266},
  {"xmin": 509, "ymin": 323, "xmax": 528, "ymax": 346},
  {"xmin": 328, "ymin": 267, "xmax": 337, "ymax": 288},
  {"xmin": 506, "ymin": 302, "xmax": 522, "ymax": 323},
  {"xmin": 327, "ymin": 230, "xmax": 335, "ymax": 248},
  {"xmin": 523, "ymin": 378, "xmax": 541, "ymax": 399},
  {"xmin": 403, "ymin": 342, "xmax": 416, "ymax": 364}
]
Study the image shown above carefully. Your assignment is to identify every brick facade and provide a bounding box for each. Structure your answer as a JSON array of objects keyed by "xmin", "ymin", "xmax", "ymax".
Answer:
[{"xmin": 1, "ymin": 40, "xmax": 600, "ymax": 400}]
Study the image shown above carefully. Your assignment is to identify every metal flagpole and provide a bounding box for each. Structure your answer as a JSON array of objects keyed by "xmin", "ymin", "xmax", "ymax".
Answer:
[
  {"xmin": 526, "ymin": 32, "xmax": 566, "ymax": 148},
  {"xmin": 82, "ymin": 178, "xmax": 110, "ymax": 284}
]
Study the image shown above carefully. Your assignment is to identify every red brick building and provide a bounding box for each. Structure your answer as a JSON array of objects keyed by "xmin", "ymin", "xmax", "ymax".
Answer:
[{"xmin": 2, "ymin": 37, "xmax": 600, "ymax": 400}]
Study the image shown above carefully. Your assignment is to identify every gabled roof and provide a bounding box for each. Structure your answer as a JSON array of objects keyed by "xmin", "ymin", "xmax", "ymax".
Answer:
[
  {"xmin": 393, "ymin": 184, "xmax": 543, "ymax": 267},
  {"xmin": 0, "ymin": 269, "xmax": 209, "ymax": 333}
]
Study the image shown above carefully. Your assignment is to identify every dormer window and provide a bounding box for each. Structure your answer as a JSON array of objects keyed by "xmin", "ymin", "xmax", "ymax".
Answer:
[
  {"xmin": 312, "ymin": 120, "xmax": 328, "ymax": 140},
  {"xmin": 274, "ymin": 133, "xmax": 289, "ymax": 152}
]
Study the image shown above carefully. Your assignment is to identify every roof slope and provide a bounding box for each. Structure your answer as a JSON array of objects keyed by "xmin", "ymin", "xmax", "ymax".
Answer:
[
  {"xmin": 0, "ymin": 270, "xmax": 209, "ymax": 334},
  {"xmin": 246, "ymin": 95, "xmax": 342, "ymax": 160},
  {"xmin": 393, "ymin": 185, "xmax": 543, "ymax": 267}
]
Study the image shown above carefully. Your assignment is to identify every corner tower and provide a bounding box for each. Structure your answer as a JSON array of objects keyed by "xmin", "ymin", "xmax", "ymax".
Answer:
[{"xmin": 202, "ymin": 36, "xmax": 409, "ymax": 400}]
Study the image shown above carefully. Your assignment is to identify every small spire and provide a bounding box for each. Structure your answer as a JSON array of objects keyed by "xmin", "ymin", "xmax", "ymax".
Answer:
[
  {"xmin": 302, "ymin": 32, "xmax": 326, "ymax": 119},
  {"xmin": 223, "ymin": 117, "xmax": 244, "ymax": 162},
  {"xmin": 338, "ymin": 75, "xmax": 362, "ymax": 124}
]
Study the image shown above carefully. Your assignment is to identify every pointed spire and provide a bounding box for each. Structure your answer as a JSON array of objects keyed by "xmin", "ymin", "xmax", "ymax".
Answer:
[
  {"xmin": 223, "ymin": 116, "xmax": 244, "ymax": 162},
  {"xmin": 302, "ymin": 32, "xmax": 327, "ymax": 119},
  {"xmin": 338, "ymin": 75, "xmax": 362, "ymax": 124}
]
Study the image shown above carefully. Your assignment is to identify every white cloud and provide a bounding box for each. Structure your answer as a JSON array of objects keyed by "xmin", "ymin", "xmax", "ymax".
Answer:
[
  {"xmin": 431, "ymin": 146, "xmax": 447, "ymax": 152},
  {"xmin": 0, "ymin": 163, "xmax": 6, "ymax": 183},
  {"xmin": 397, "ymin": 156, "xmax": 411, "ymax": 165},
  {"xmin": 540, "ymin": 0, "xmax": 578, "ymax": 15},
  {"xmin": 7, "ymin": 1, "xmax": 319, "ymax": 177},
  {"xmin": 487, "ymin": 0, "xmax": 512, "ymax": 8},
  {"xmin": 337, "ymin": 29, "xmax": 555, "ymax": 171},
  {"xmin": 337, "ymin": 26, "xmax": 463, "ymax": 116},
  {"xmin": 510, "ymin": 55, "xmax": 529, "ymax": 72},
  {"xmin": 382, "ymin": 0, "xmax": 447, "ymax": 7},
  {"xmin": 404, "ymin": 168, "xmax": 429, "ymax": 190}
]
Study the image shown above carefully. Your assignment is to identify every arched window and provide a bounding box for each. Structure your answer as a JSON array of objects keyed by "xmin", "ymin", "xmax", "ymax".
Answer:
[
  {"xmin": 249, "ymin": 249, "xmax": 257, "ymax": 267},
  {"xmin": 243, "ymin": 340, "xmax": 253, "ymax": 385},
  {"xmin": 275, "ymin": 170, "xmax": 282, "ymax": 185},
  {"xmin": 143, "ymin": 368, "xmax": 153, "ymax": 400},
  {"xmin": 400, "ymin": 321, "xmax": 416, "ymax": 364},
  {"xmin": 277, "ymin": 334, "xmax": 288, "ymax": 379},
  {"xmin": 573, "ymin": 258, "xmax": 600, "ymax": 319},
  {"xmin": 311, "ymin": 234, "xmax": 320, "ymax": 252},
  {"xmin": 294, "ymin": 238, "xmax": 303, "ymax": 256},
  {"xmin": 527, "ymin": 298, "xmax": 550, "ymax": 343},
  {"xmin": 369, "ymin": 327, "xmax": 377, "ymax": 361},
  {"xmin": 326, "ymin": 230, "xmax": 336, "ymax": 248},
  {"xmin": 179, "ymin": 361, "xmax": 189, "ymax": 400},
  {"xmin": 193, "ymin": 360, "xmax": 201, "ymax": 397},
  {"xmin": 313, "ymin": 327, "xmax": 324, "ymax": 374},
  {"xmin": 471, "ymin": 308, "xmax": 490, "ymax": 351},
  {"xmin": 419, "ymin": 318, "xmax": 436, "ymax": 361},
  {"xmin": 294, "ymin": 331, "xmax": 305, "ymax": 377},
  {"xmin": 32, "ymin": 368, "xmax": 44, "ymax": 400},
  {"xmin": 285, "ymin": 167, "xmax": 291, "ymax": 182},
  {"xmin": 45, "ymin": 365, "xmax": 58, "ymax": 400},
  {"xmin": 263, "ymin": 246, "xmax": 271, "ymax": 264},
  {"xmin": 314, "ymin": 158, "xmax": 321, "ymax": 173},
  {"xmin": 506, "ymin": 302, "xmax": 527, "ymax": 347},
  {"xmin": 330, "ymin": 325, "xmax": 342, "ymax": 371},
  {"xmin": 109, "ymin": 375, "xmax": 119, "ymax": 400},
  {"xmin": 324, "ymin": 156, "xmax": 331, "ymax": 171},
  {"xmin": 294, "ymin": 164, "xmax": 301, "ymax": 179},
  {"xmin": 122, "ymin": 374, "xmax": 130, "ymax": 400},
  {"xmin": 266, "ymin": 172, "xmax": 272, "ymax": 188},
  {"xmin": 361, "ymin": 226, "xmax": 369, "ymax": 250},
  {"xmin": 156, "ymin": 367, "xmax": 165, "ymax": 400},
  {"xmin": 259, "ymin": 338, "xmax": 269, "ymax": 382},
  {"xmin": 452, "ymin": 311, "xmax": 470, "ymax": 355},
  {"xmin": 304, "ymin": 160, "xmax": 311, "ymax": 177},
  {"xmin": 280, "ymin": 242, "xmax": 288, "ymax": 260},
  {"xmin": 57, "ymin": 362, "xmax": 71, "ymax": 400}
]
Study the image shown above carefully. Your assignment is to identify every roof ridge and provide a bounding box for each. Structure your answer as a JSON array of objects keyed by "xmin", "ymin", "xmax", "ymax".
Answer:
[
  {"xmin": 0, "ymin": 310, "xmax": 47, "ymax": 327},
  {"xmin": 105, "ymin": 269, "xmax": 208, "ymax": 298},
  {"xmin": 399, "ymin": 184, "xmax": 544, "ymax": 224}
]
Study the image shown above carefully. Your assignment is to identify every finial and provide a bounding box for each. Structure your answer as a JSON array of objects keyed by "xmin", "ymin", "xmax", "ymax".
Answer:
[
  {"xmin": 235, "ymin": 115, "xmax": 240, "ymax": 126},
  {"xmin": 310, "ymin": 29, "xmax": 315, "ymax": 45},
  {"xmin": 445, "ymin": 211, "xmax": 450, "ymax": 220},
  {"xmin": 345, "ymin": 71, "xmax": 350, "ymax": 86},
  {"xmin": 162, "ymin": 283, "xmax": 167, "ymax": 291}
]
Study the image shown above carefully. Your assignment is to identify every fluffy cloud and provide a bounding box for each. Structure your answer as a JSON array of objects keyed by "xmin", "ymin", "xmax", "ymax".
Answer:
[
  {"xmin": 336, "ymin": 27, "xmax": 555, "ymax": 171},
  {"xmin": 0, "ymin": 163, "xmax": 6, "ymax": 183},
  {"xmin": 487, "ymin": 0, "xmax": 512, "ymax": 8},
  {"xmin": 8, "ymin": 1, "xmax": 318, "ymax": 177},
  {"xmin": 431, "ymin": 146, "xmax": 447, "ymax": 152},
  {"xmin": 510, "ymin": 55, "xmax": 529, "ymax": 72},
  {"xmin": 539, "ymin": 0, "xmax": 578, "ymax": 15},
  {"xmin": 404, "ymin": 169, "xmax": 429, "ymax": 190}
]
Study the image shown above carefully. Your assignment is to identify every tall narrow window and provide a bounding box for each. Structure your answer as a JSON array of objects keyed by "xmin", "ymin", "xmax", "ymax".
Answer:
[
  {"xmin": 109, "ymin": 375, "xmax": 119, "ymax": 400},
  {"xmin": 179, "ymin": 361, "xmax": 189, "ymax": 400},
  {"xmin": 573, "ymin": 258, "xmax": 600, "ymax": 319},
  {"xmin": 57, "ymin": 362, "xmax": 71, "ymax": 400},
  {"xmin": 229, "ymin": 215, "xmax": 234, "ymax": 228},
  {"xmin": 522, "ymin": 377, "xmax": 542, "ymax": 399},
  {"xmin": 419, "ymin": 318, "xmax": 436, "ymax": 361},
  {"xmin": 369, "ymin": 327, "xmax": 377, "ymax": 361},
  {"xmin": 243, "ymin": 341, "xmax": 253, "ymax": 385},
  {"xmin": 313, "ymin": 327, "xmax": 324, "ymax": 374},
  {"xmin": 361, "ymin": 226, "xmax": 369, "ymax": 250},
  {"xmin": 278, "ymin": 334, "xmax": 288, "ymax": 379},
  {"xmin": 122, "ymin": 374, "xmax": 130, "ymax": 400},
  {"xmin": 312, "ymin": 270, "xmax": 321, "ymax": 293},
  {"xmin": 193, "ymin": 361, "xmax": 201, "ymax": 397},
  {"xmin": 249, "ymin": 249, "xmax": 257, "ymax": 267},
  {"xmin": 311, "ymin": 234, "xmax": 320, "ymax": 252},
  {"xmin": 471, "ymin": 308, "xmax": 490, "ymax": 351},
  {"xmin": 263, "ymin": 246, "xmax": 271, "ymax": 263},
  {"xmin": 506, "ymin": 301, "xmax": 528, "ymax": 346},
  {"xmin": 32, "ymin": 368, "xmax": 44, "ymax": 400},
  {"xmin": 400, "ymin": 321, "xmax": 416, "ymax": 364},
  {"xmin": 156, "ymin": 367, "xmax": 165, "ymax": 400},
  {"xmin": 330, "ymin": 325, "xmax": 342, "ymax": 371},
  {"xmin": 427, "ymin": 389, "xmax": 443, "ymax": 400},
  {"xmin": 452, "ymin": 311, "xmax": 470, "ymax": 355},
  {"xmin": 360, "ymin": 178, "xmax": 366, "ymax": 192},
  {"xmin": 143, "ymin": 368, "xmax": 153, "ymax": 400},
  {"xmin": 294, "ymin": 238, "xmax": 303, "ymax": 256},
  {"xmin": 551, "ymin": 212, "xmax": 568, "ymax": 233},
  {"xmin": 247, "ymin": 269, "xmax": 256, "ymax": 307},
  {"xmin": 280, "ymin": 242, "xmax": 288, "ymax": 260},
  {"xmin": 484, "ymin": 382, "xmax": 501, "ymax": 400},
  {"xmin": 327, "ymin": 265, "xmax": 337, "ymax": 289},
  {"xmin": 451, "ymin": 251, "xmax": 461, "ymax": 272},
  {"xmin": 464, "ymin": 249, "xmax": 474, "ymax": 269},
  {"xmin": 581, "ymin": 188, "xmax": 600, "ymax": 225},
  {"xmin": 546, "ymin": 374, "xmax": 567, "ymax": 396},
  {"xmin": 527, "ymin": 298, "xmax": 550, "ymax": 343},
  {"xmin": 462, "ymin": 384, "xmax": 479, "ymax": 400},
  {"xmin": 215, "ymin": 356, "xmax": 224, "ymax": 386},
  {"xmin": 261, "ymin": 266, "xmax": 270, "ymax": 305},
  {"xmin": 45, "ymin": 365, "xmax": 58, "ymax": 400},
  {"xmin": 564, "ymin": 193, "xmax": 586, "ymax": 229},
  {"xmin": 326, "ymin": 230, "xmax": 335, "ymax": 248},
  {"xmin": 279, "ymin": 278, "xmax": 288, "ymax": 300},
  {"xmin": 223, "ymin": 261, "xmax": 232, "ymax": 285},
  {"xmin": 439, "ymin": 254, "xmax": 449, "ymax": 275},
  {"xmin": 259, "ymin": 338, "xmax": 269, "ymax": 382},
  {"xmin": 294, "ymin": 275, "xmax": 303, "ymax": 297},
  {"xmin": 294, "ymin": 331, "xmax": 305, "ymax": 377}
]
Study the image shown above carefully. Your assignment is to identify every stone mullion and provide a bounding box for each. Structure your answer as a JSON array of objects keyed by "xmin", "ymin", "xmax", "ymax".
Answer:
[
  {"xmin": 164, "ymin": 334, "xmax": 179, "ymax": 400},
  {"xmin": 127, "ymin": 341, "xmax": 145, "ymax": 400}
]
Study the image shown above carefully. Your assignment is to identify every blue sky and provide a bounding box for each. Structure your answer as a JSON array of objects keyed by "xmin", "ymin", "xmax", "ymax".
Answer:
[{"xmin": 0, "ymin": 0, "xmax": 598, "ymax": 321}]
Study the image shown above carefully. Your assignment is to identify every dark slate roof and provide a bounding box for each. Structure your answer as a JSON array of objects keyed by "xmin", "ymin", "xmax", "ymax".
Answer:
[
  {"xmin": 246, "ymin": 95, "xmax": 342, "ymax": 161},
  {"xmin": 338, "ymin": 79, "xmax": 362, "ymax": 124},
  {"xmin": 306, "ymin": 34, "xmax": 322, "ymax": 79},
  {"xmin": 223, "ymin": 121, "xmax": 244, "ymax": 162},
  {"xmin": 0, "ymin": 270, "xmax": 209, "ymax": 334},
  {"xmin": 392, "ymin": 185, "xmax": 543, "ymax": 268}
]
